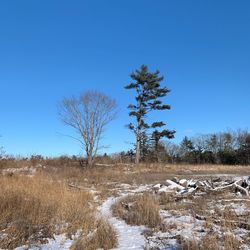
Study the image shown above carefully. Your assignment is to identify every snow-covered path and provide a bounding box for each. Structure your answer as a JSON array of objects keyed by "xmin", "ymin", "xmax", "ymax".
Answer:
[
  {"xmin": 100, "ymin": 197, "xmax": 146, "ymax": 250},
  {"xmin": 15, "ymin": 196, "xmax": 146, "ymax": 250}
]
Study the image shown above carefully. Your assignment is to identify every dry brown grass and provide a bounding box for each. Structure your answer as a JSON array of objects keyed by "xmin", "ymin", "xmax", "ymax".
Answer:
[
  {"xmin": 179, "ymin": 236, "xmax": 200, "ymax": 250},
  {"xmin": 0, "ymin": 172, "xmax": 94, "ymax": 249},
  {"xmin": 135, "ymin": 163, "xmax": 250, "ymax": 175},
  {"xmin": 224, "ymin": 233, "xmax": 241, "ymax": 250},
  {"xmin": 158, "ymin": 192, "xmax": 193, "ymax": 215},
  {"xmin": 0, "ymin": 158, "xmax": 31, "ymax": 170},
  {"xmin": 179, "ymin": 235, "xmax": 220, "ymax": 250},
  {"xmin": 71, "ymin": 163, "xmax": 250, "ymax": 188},
  {"xmin": 179, "ymin": 233, "xmax": 241, "ymax": 250},
  {"xmin": 0, "ymin": 160, "xmax": 249, "ymax": 249},
  {"xmin": 2, "ymin": 159, "xmax": 249, "ymax": 188},
  {"xmin": 112, "ymin": 193, "xmax": 162, "ymax": 228},
  {"xmin": 70, "ymin": 219, "xmax": 117, "ymax": 250},
  {"xmin": 44, "ymin": 164, "xmax": 128, "ymax": 185}
]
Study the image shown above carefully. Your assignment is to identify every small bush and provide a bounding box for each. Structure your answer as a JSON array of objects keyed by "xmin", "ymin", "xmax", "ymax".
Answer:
[
  {"xmin": 71, "ymin": 219, "xmax": 117, "ymax": 250},
  {"xmin": 112, "ymin": 193, "xmax": 162, "ymax": 228}
]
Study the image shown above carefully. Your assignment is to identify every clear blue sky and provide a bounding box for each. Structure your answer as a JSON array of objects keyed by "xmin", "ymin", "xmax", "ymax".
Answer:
[{"xmin": 0, "ymin": 0, "xmax": 249, "ymax": 157}]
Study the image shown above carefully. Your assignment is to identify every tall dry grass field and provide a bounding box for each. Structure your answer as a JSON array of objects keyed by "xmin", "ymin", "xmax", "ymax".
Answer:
[{"xmin": 0, "ymin": 172, "xmax": 94, "ymax": 249}]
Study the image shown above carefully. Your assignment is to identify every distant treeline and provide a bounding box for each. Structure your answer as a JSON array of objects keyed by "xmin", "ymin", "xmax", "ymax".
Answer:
[
  {"xmin": 1, "ymin": 129, "xmax": 249, "ymax": 166},
  {"xmin": 117, "ymin": 129, "xmax": 250, "ymax": 165}
]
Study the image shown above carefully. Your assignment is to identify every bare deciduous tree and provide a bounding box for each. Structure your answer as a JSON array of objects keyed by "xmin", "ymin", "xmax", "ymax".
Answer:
[
  {"xmin": 164, "ymin": 141, "xmax": 180, "ymax": 163},
  {"xmin": 59, "ymin": 91, "xmax": 117, "ymax": 167}
]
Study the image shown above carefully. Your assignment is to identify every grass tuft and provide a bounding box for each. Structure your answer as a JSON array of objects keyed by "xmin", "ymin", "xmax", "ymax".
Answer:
[
  {"xmin": 71, "ymin": 219, "xmax": 117, "ymax": 250},
  {"xmin": 112, "ymin": 193, "xmax": 162, "ymax": 228}
]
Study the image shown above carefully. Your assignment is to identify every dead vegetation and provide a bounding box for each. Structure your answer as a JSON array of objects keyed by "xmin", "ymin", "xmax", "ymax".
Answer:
[
  {"xmin": 0, "ymin": 160, "xmax": 250, "ymax": 249},
  {"xmin": 179, "ymin": 232, "xmax": 241, "ymax": 250},
  {"xmin": 146, "ymin": 176, "xmax": 250, "ymax": 249},
  {"xmin": 112, "ymin": 193, "xmax": 162, "ymax": 228},
  {"xmin": 70, "ymin": 219, "xmax": 117, "ymax": 250},
  {"xmin": 110, "ymin": 174, "xmax": 250, "ymax": 249},
  {"xmin": 0, "ymin": 172, "xmax": 94, "ymax": 249}
]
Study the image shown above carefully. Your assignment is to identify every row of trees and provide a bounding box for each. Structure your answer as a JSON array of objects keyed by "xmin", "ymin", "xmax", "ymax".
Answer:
[
  {"xmin": 117, "ymin": 129, "xmax": 250, "ymax": 165},
  {"xmin": 163, "ymin": 130, "xmax": 250, "ymax": 165},
  {"xmin": 0, "ymin": 147, "xmax": 4, "ymax": 159}
]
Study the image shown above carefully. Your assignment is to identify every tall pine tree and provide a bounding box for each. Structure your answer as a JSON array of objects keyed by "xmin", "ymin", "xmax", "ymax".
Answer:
[{"xmin": 125, "ymin": 65, "xmax": 175, "ymax": 164}]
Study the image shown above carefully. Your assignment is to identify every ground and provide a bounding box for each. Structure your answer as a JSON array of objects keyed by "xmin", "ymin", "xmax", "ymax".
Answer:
[{"xmin": 0, "ymin": 161, "xmax": 249, "ymax": 250}]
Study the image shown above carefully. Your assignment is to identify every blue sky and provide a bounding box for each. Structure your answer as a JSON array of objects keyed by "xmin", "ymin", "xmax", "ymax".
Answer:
[{"xmin": 0, "ymin": 0, "xmax": 249, "ymax": 157}]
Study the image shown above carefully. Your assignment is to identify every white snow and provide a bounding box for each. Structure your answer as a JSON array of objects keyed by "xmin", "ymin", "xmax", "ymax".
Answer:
[
  {"xmin": 159, "ymin": 186, "xmax": 174, "ymax": 193},
  {"xmin": 100, "ymin": 197, "xmax": 146, "ymax": 250},
  {"xmin": 14, "ymin": 234, "xmax": 74, "ymax": 250},
  {"xmin": 153, "ymin": 183, "xmax": 162, "ymax": 189},
  {"xmin": 2, "ymin": 166, "xmax": 37, "ymax": 176},
  {"xmin": 179, "ymin": 179, "xmax": 187, "ymax": 186},
  {"xmin": 166, "ymin": 180, "xmax": 185, "ymax": 191},
  {"xmin": 151, "ymin": 210, "xmax": 207, "ymax": 249}
]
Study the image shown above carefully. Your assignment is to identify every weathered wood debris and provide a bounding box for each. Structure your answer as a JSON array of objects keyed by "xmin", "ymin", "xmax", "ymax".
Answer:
[{"xmin": 153, "ymin": 176, "xmax": 250, "ymax": 196}]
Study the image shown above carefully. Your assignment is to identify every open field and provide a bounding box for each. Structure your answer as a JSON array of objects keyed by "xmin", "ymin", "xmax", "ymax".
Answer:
[{"xmin": 0, "ymin": 160, "xmax": 249, "ymax": 249}]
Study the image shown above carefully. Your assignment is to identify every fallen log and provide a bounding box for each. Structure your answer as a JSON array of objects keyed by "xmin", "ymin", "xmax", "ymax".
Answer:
[
  {"xmin": 166, "ymin": 179, "xmax": 185, "ymax": 191},
  {"xmin": 234, "ymin": 183, "xmax": 249, "ymax": 196}
]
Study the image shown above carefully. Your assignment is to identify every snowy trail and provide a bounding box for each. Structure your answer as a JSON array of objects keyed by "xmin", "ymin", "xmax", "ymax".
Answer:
[{"xmin": 100, "ymin": 196, "xmax": 146, "ymax": 250}]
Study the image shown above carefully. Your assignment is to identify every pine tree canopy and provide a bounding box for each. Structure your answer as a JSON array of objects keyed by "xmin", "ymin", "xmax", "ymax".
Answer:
[
  {"xmin": 125, "ymin": 65, "xmax": 175, "ymax": 163},
  {"xmin": 151, "ymin": 122, "xmax": 166, "ymax": 128}
]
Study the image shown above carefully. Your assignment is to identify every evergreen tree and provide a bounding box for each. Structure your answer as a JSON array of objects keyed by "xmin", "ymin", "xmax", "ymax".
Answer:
[
  {"xmin": 151, "ymin": 129, "xmax": 175, "ymax": 153},
  {"xmin": 180, "ymin": 136, "xmax": 195, "ymax": 163},
  {"xmin": 238, "ymin": 133, "xmax": 250, "ymax": 164},
  {"xmin": 180, "ymin": 136, "xmax": 194, "ymax": 151},
  {"xmin": 125, "ymin": 65, "xmax": 175, "ymax": 164},
  {"xmin": 140, "ymin": 131, "xmax": 149, "ymax": 161}
]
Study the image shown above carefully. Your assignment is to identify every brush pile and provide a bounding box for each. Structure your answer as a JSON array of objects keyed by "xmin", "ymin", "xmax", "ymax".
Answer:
[{"xmin": 153, "ymin": 176, "xmax": 250, "ymax": 196}]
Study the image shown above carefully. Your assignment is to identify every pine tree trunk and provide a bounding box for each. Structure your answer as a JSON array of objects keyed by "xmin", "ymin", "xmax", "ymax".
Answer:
[
  {"xmin": 135, "ymin": 118, "xmax": 142, "ymax": 164},
  {"xmin": 135, "ymin": 135, "xmax": 140, "ymax": 164}
]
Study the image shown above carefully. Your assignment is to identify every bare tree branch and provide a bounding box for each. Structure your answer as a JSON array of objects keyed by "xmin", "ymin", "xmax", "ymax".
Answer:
[{"xmin": 58, "ymin": 90, "xmax": 117, "ymax": 166}]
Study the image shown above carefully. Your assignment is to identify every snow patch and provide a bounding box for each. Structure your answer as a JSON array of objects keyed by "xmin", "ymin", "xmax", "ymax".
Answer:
[{"xmin": 14, "ymin": 234, "xmax": 74, "ymax": 250}]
